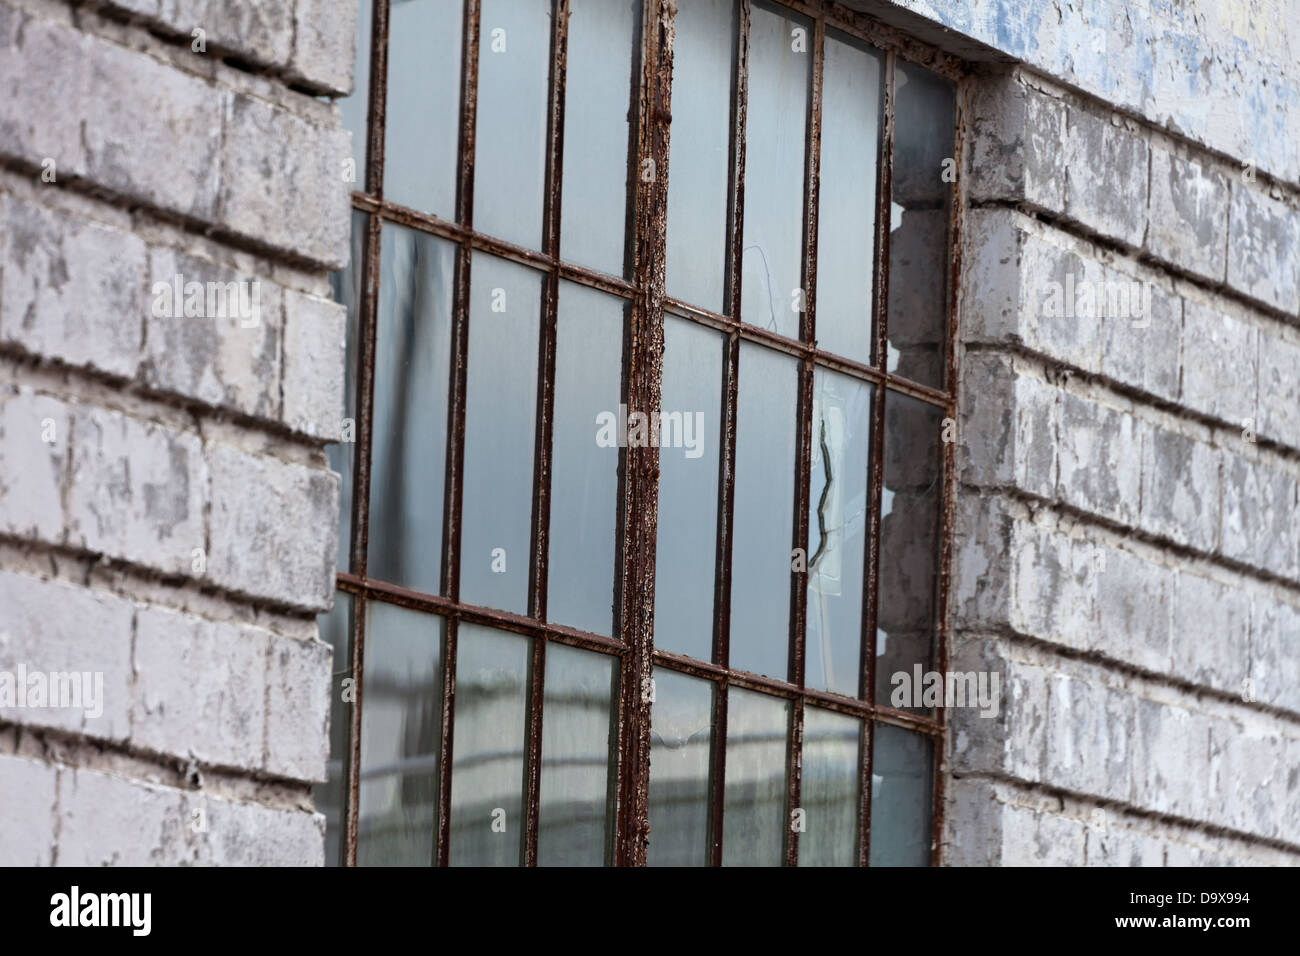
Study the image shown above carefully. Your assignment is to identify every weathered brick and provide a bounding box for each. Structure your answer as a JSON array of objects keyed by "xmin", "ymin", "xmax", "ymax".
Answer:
[
  {"xmin": 264, "ymin": 631, "xmax": 332, "ymax": 781},
  {"xmin": 1085, "ymin": 821, "xmax": 1169, "ymax": 866},
  {"xmin": 958, "ymin": 352, "xmax": 1058, "ymax": 499},
  {"xmin": 1250, "ymin": 594, "xmax": 1300, "ymax": 715},
  {"xmin": 1179, "ymin": 300, "xmax": 1258, "ymax": 427},
  {"xmin": 281, "ymin": 289, "xmax": 346, "ymax": 441},
  {"xmin": 291, "ymin": 0, "xmax": 359, "ymax": 95},
  {"xmin": 1001, "ymin": 804, "xmax": 1087, "ymax": 866},
  {"xmin": 966, "ymin": 75, "xmax": 1065, "ymax": 210},
  {"xmin": 0, "ymin": 387, "xmax": 72, "ymax": 542},
  {"xmin": 219, "ymin": 93, "xmax": 351, "ymax": 269},
  {"xmin": 1131, "ymin": 699, "xmax": 1212, "ymax": 820},
  {"xmin": 1045, "ymin": 673, "xmax": 1133, "ymax": 801},
  {"xmin": 0, "ymin": 755, "xmax": 57, "ymax": 865},
  {"xmin": 207, "ymin": 443, "xmax": 339, "ymax": 611},
  {"xmin": 0, "ymin": 3, "xmax": 87, "ymax": 177},
  {"xmin": 948, "ymin": 644, "xmax": 1048, "ymax": 784},
  {"xmin": 0, "ymin": 569, "xmax": 133, "ymax": 741},
  {"xmin": 1210, "ymin": 724, "xmax": 1289, "ymax": 840},
  {"xmin": 1220, "ymin": 450, "xmax": 1299, "ymax": 581},
  {"xmin": 1227, "ymin": 183, "xmax": 1300, "ymax": 316},
  {"xmin": 1256, "ymin": 326, "xmax": 1300, "ymax": 452},
  {"xmin": 1137, "ymin": 422, "xmax": 1221, "ymax": 553},
  {"xmin": 1009, "ymin": 522, "xmax": 1096, "ymax": 651},
  {"xmin": 196, "ymin": 792, "xmax": 324, "ymax": 866},
  {"xmin": 1055, "ymin": 391, "xmax": 1142, "ymax": 527},
  {"xmin": 1020, "ymin": 230, "xmax": 1105, "ymax": 373},
  {"xmin": 0, "ymin": 195, "xmax": 146, "ymax": 378},
  {"xmin": 1146, "ymin": 147, "xmax": 1229, "ymax": 283},
  {"xmin": 162, "ymin": 0, "xmax": 294, "ymax": 67},
  {"xmin": 1170, "ymin": 571, "xmax": 1250, "ymax": 692},
  {"xmin": 142, "ymin": 247, "xmax": 283, "ymax": 420},
  {"xmin": 131, "ymin": 605, "xmax": 267, "ymax": 771},
  {"xmin": 1064, "ymin": 107, "xmax": 1148, "ymax": 248},
  {"xmin": 1099, "ymin": 277, "xmax": 1181, "ymax": 403},
  {"xmin": 1092, "ymin": 546, "xmax": 1173, "ymax": 675},
  {"xmin": 67, "ymin": 405, "xmax": 206, "ymax": 575},
  {"xmin": 56, "ymin": 766, "xmax": 196, "ymax": 866}
]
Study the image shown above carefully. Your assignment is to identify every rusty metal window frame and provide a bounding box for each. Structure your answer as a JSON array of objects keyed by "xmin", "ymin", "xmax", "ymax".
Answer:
[{"xmin": 334, "ymin": 0, "xmax": 965, "ymax": 867}]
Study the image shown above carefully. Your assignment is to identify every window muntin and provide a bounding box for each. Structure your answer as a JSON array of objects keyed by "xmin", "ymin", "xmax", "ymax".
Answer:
[{"xmin": 322, "ymin": 0, "xmax": 961, "ymax": 867}]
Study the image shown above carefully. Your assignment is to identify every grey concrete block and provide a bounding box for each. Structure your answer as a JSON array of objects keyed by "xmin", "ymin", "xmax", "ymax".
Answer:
[
  {"xmin": 1064, "ymin": 107, "xmax": 1148, "ymax": 248},
  {"xmin": 1180, "ymin": 300, "xmax": 1258, "ymax": 426},
  {"xmin": 1146, "ymin": 147, "xmax": 1229, "ymax": 283},
  {"xmin": 264, "ymin": 631, "xmax": 332, "ymax": 781},
  {"xmin": 0, "ymin": 755, "xmax": 57, "ymax": 865},
  {"xmin": 281, "ymin": 289, "xmax": 346, "ymax": 441},
  {"xmin": 1171, "ymin": 571, "xmax": 1251, "ymax": 692},
  {"xmin": 1138, "ymin": 422, "xmax": 1222, "ymax": 553},
  {"xmin": 1055, "ymin": 391, "xmax": 1142, "ymax": 527},
  {"xmin": 1227, "ymin": 182, "xmax": 1300, "ymax": 316},
  {"xmin": 0, "ymin": 387, "xmax": 72, "ymax": 543},
  {"xmin": 1256, "ymin": 327, "xmax": 1300, "ymax": 452},
  {"xmin": 291, "ymin": 0, "xmax": 359, "ymax": 95},
  {"xmin": 1220, "ymin": 450, "xmax": 1299, "ymax": 581}
]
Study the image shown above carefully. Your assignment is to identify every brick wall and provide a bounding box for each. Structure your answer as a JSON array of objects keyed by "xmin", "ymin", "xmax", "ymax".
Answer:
[
  {"xmin": 947, "ymin": 66, "xmax": 1300, "ymax": 864},
  {"xmin": 0, "ymin": 0, "xmax": 353, "ymax": 864}
]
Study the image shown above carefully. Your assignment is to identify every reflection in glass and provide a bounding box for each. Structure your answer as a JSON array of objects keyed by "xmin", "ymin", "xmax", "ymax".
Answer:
[
  {"xmin": 648, "ymin": 669, "xmax": 714, "ymax": 866},
  {"xmin": 875, "ymin": 393, "xmax": 941, "ymax": 708},
  {"xmin": 382, "ymin": 0, "xmax": 462, "ymax": 218},
  {"xmin": 357, "ymin": 601, "xmax": 443, "ymax": 866},
  {"xmin": 741, "ymin": 1, "xmax": 810, "ymax": 340},
  {"xmin": 869, "ymin": 724, "xmax": 933, "ymax": 866},
  {"xmin": 815, "ymin": 33, "xmax": 881, "ymax": 364},
  {"xmin": 339, "ymin": 0, "xmax": 373, "ymax": 184},
  {"xmin": 561, "ymin": 0, "xmax": 637, "ymax": 276},
  {"xmin": 460, "ymin": 255, "xmax": 541, "ymax": 614},
  {"xmin": 730, "ymin": 343, "xmax": 796, "ymax": 680},
  {"xmin": 538, "ymin": 644, "xmax": 617, "ymax": 865},
  {"xmin": 368, "ymin": 224, "xmax": 455, "ymax": 595},
  {"xmin": 548, "ymin": 282, "xmax": 622, "ymax": 635},
  {"xmin": 449, "ymin": 624, "xmax": 531, "ymax": 866},
  {"xmin": 665, "ymin": 0, "xmax": 734, "ymax": 312},
  {"xmin": 721, "ymin": 689, "xmax": 789, "ymax": 866},
  {"xmin": 315, "ymin": 593, "xmax": 354, "ymax": 867},
  {"xmin": 887, "ymin": 63, "xmax": 954, "ymax": 388},
  {"xmin": 474, "ymin": 0, "xmax": 551, "ymax": 249},
  {"xmin": 655, "ymin": 316, "xmax": 722, "ymax": 661},
  {"xmin": 806, "ymin": 370, "xmax": 871, "ymax": 698},
  {"xmin": 799, "ymin": 707, "xmax": 860, "ymax": 866},
  {"xmin": 327, "ymin": 210, "xmax": 367, "ymax": 573}
]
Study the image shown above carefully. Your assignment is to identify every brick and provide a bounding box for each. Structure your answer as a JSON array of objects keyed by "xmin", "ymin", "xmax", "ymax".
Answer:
[
  {"xmin": 0, "ymin": 4, "xmax": 87, "ymax": 177},
  {"xmin": 1220, "ymin": 450, "xmax": 1299, "ymax": 581},
  {"xmin": 958, "ymin": 353, "xmax": 1058, "ymax": 499},
  {"xmin": 290, "ymin": 0, "xmax": 359, "ymax": 95},
  {"xmin": 1021, "ymin": 231, "xmax": 1105, "ymax": 373},
  {"xmin": 219, "ymin": 94, "xmax": 351, "ymax": 270},
  {"xmin": 1227, "ymin": 183, "xmax": 1300, "ymax": 316},
  {"xmin": 67, "ymin": 406, "xmax": 206, "ymax": 575},
  {"xmin": 131, "ymin": 605, "xmax": 268, "ymax": 771},
  {"xmin": 1137, "ymin": 423, "xmax": 1221, "ymax": 553},
  {"xmin": 1146, "ymin": 147, "xmax": 1229, "ymax": 283},
  {"xmin": 966, "ymin": 75, "xmax": 1065, "ymax": 210},
  {"xmin": 0, "ymin": 387, "xmax": 72, "ymax": 542},
  {"xmin": 1250, "ymin": 595, "xmax": 1300, "ymax": 715},
  {"xmin": 197, "ymin": 792, "xmax": 324, "ymax": 866},
  {"xmin": 264, "ymin": 631, "xmax": 332, "ymax": 781},
  {"xmin": 1256, "ymin": 327, "xmax": 1300, "ymax": 452},
  {"xmin": 0, "ymin": 570, "xmax": 133, "ymax": 740},
  {"xmin": 1179, "ymin": 300, "xmax": 1258, "ymax": 426},
  {"xmin": 1092, "ymin": 546, "xmax": 1173, "ymax": 675},
  {"xmin": 142, "ymin": 247, "xmax": 283, "ymax": 420},
  {"xmin": 1132, "ymin": 699, "xmax": 1212, "ymax": 820},
  {"xmin": 1100, "ymin": 277, "xmax": 1181, "ymax": 403},
  {"xmin": 1001, "ymin": 805, "xmax": 1087, "ymax": 866},
  {"xmin": 207, "ymin": 443, "xmax": 339, "ymax": 611},
  {"xmin": 0, "ymin": 755, "xmax": 57, "ymax": 865},
  {"xmin": 163, "ymin": 0, "xmax": 294, "ymax": 66},
  {"xmin": 0, "ymin": 196, "xmax": 146, "ymax": 378},
  {"xmin": 1055, "ymin": 391, "xmax": 1142, "ymax": 527},
  {"xmin": 1045, "ymin": 672, "xmax": 1133, "ymax": 801},
  {"xmin": 1170, "ymin": 571, "xmax": 1250, "ymax": 692},
  {"xmin": 1064, "ymin": 107, "xmax": 1148, "ymax": 248},
  {"xmin": 56, "ymin": 767, "xmax": 196, "ymax": 865},
  {"xmin": 951, "ymin": 495, "xmax": 1014, "ymax": 631},
  {"xmin": 1085, "ymin": 821, "xmax": 1169, "ymax": 866},
  {"xmin": 1210, "ymin": 724, "xmax": 1289, "ymax": 840},
  {"xmin": 281, "ymin": 289, "xmax": 346, "ymax": 441},
  {"xmin": 1009, "ymin": 522, "xmax": 1095, "ymax": 651},
  {"xmin": 948, "ymin": 645, "xmax": 1048, "ymax": 784}
]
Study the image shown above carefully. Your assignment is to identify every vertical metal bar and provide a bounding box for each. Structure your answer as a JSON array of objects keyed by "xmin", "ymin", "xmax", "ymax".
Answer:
[
  {"xmin": 363, "ymin": 0, "xmax": 390, "ymax": 198},
  {"xmin": 859, "ymin": 46, "xmax": 895, "ymax": 867},
  {"xmin": 436, "ymin": 0, "xmax": 482, "ymax": 867},
  {"xmin": 614, "ymin": 0, "xmax": 673, "ymax": 867},
  {"xmin": 524, "ymin": 0, "xmax": 570, "ymax": 868},
  {"xmin": 784, "ymin": 11, "xmax": 822, "ymax": 869}
]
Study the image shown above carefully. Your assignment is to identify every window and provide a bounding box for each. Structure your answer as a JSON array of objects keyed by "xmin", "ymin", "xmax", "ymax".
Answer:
[{"xmin": 319, "ymin": 0, "xmax": 962, "ymax": 866}]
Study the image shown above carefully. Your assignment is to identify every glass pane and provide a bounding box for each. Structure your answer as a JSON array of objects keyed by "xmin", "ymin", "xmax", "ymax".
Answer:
[
  {"xmin": 367, "ymin": 224, "xmax": 455, "ymax": 594},
  {"xmin": 887, "ymin": 63, "xmax": 954, "ymax": 388},
  {"xmin": 665, "ymin": 0, "xmax": 734, "ymax": 312},
  {"xmin": 654, "ymin": 316, "xmax": 722, "ymax": 661},
  {"xmin": 875, "ymin": 393, "xmax": 941, "ymax": 709},
  {"xmin": 537, "ymin": 644, "xmax": 617, "ymax": 865},
  {"xmin": 815, "ymin": 32, "xmax": 881, "ymax": 364},
  {"xmin": 806, "ymin": 370, "xmax": 872, "ymax": 698},
  {"xmin": 449, "ymin": 624, "xmax": 531, "ymax": 866},
  {"xmin": 798, "ymin": 707, "xmax": 860, "ymax": 866},
  {"xmin": 721, "ymin": 689, "xmax": 789, "ymax": 866},
  {"xmin": 548, "ymin": 282, "xmax": 622, "ymax": 635},
  {"xmin": 474, "ymin": 0, "xmax": 551, "ymax": 249},
  {"xmin": 356, "ymin": 601, "xmax": 443, "ymax": 866},
  {"xmin": 741, "ymin": 1, "xmax": 810, "ymax": 340},
  {"xmin": 460, "ymin": 254, "xmax": 541, "ymax": 613},
  {"xmin": 560, "ymin": 0, "xmax": 637, "ymax": 276},
  {"xmin": 339, "ymin": 0, "xmax": 372, "ymax": 185},
  {"xmin": 869, "ymin": 724, "xmax": 933, "ymax": 866},
  {"xmin": 648, "ymin": 668, "xmax": 714, "ymax": 866},
  {"xmin": 314, "ymin": 593, "xmax": 354, "ymax": 867},
  {"xmin": 382, "ymin": 0, "xmax": 462, "ymax": 218},
  {"xmin": 326, "ymin": 210, "xmax": 367, "ymax": 573},
  {"xmin": 729, "ymin": 342, "xmax": 796, "ymax": 680}
]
